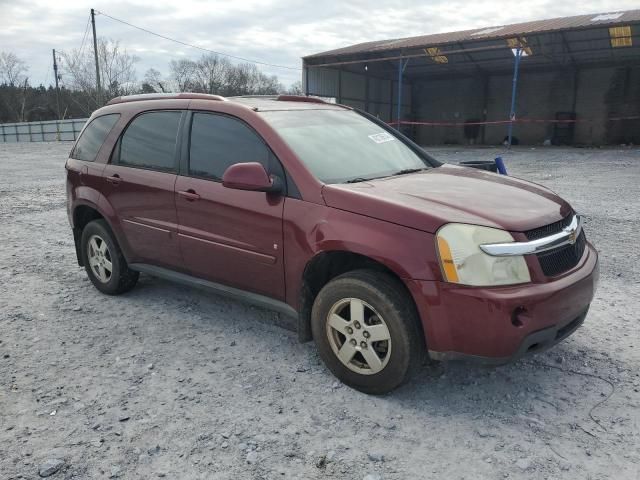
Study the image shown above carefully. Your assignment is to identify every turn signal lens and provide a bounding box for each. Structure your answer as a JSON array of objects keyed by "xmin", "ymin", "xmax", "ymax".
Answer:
[{"xmin": 437, "ymin": 236, "xmax": 459, "ymax": 282}]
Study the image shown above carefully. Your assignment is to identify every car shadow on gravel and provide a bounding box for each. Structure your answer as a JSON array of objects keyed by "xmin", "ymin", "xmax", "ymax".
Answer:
[{"xmin": 121, "ymin": 273, "xmax": 613, "ymax": 436}]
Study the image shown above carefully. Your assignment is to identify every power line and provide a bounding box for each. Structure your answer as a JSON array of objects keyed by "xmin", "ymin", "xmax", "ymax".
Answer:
[
  {"xmin": 78, "ymin": 14, "xmax": 92, "ymax": 57},
  {"xmin": 94, "ymin": 9, "xmax": 301, "ymax": 71}
]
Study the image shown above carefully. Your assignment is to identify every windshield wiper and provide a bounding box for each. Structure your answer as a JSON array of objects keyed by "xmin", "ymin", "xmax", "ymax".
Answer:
[
  {"xmin": 345, "ymin": 169, "xmax": 427, "ymax": 183},
  {"xmin": 391, "ymin": 167, "xmax": 429, "ymax": 176}
]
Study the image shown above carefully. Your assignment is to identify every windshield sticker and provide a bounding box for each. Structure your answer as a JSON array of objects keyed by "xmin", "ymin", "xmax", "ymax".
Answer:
[{"xmin": 368, "ymin": 132, "xmax": 395, "ymax": 144}]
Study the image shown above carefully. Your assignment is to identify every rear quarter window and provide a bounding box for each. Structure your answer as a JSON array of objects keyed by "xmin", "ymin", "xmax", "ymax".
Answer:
[{"xmin": 71, "ymin": 114, "xmax": 120, "ymax": 162}]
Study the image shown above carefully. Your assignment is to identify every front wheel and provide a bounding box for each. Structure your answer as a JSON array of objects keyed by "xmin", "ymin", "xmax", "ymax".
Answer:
[{"xmin": 311, "ymin": 270, "xmax": 423, "ymax": 394}]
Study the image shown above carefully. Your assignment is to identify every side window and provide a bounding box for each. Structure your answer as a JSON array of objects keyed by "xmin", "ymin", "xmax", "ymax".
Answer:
[
  {"xmin": 115, "ymin": 111, "xmax": 181, "ymax": 172},
  {"xmin": 72, "ymin": 114, "xmax": 119, "ymax": 162},
  {"xmin": 189, "ymin": 113, "xmax": 280, "ymax": 180}
]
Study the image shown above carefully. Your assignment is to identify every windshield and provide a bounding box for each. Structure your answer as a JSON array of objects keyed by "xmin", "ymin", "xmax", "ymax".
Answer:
[{"xmin": 260, "ymin": 109, "xmax": 431, "ymax": 184}]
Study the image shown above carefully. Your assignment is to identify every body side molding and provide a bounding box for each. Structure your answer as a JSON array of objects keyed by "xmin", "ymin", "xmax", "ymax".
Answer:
[{"xmin": 128, "ymin": 263, "xmax": 298, "ymax": 319}]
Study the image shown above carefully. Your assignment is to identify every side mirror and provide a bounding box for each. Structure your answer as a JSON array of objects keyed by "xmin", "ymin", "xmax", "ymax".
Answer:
[{"xmin": 222, "ymin": 162, "xmax": 282, "ymax": 193}]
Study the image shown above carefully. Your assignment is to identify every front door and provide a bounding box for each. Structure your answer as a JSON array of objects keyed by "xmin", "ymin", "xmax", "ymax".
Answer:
[
  {"xmin": 175, "ymin": 112, "xmax": 286, "ymax": 300},
  {"xmin": 102, "ymin": 110, "xmax": 184, "ymax": 269}
]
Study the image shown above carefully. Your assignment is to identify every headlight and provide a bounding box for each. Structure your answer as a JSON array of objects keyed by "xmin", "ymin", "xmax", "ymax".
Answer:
[{"xmin": 436, "ymin": 223, "xmax": 530, "ymax": 286}]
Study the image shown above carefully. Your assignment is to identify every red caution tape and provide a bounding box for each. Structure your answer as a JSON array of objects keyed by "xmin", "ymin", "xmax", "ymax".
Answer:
[{"xmin": 388, "ymin": 116, "xmax": 640, "ymax": 127}]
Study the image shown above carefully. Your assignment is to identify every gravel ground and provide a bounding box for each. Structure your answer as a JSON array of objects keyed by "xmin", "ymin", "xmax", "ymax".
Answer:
[{"xmin": 1, "ymin": 142, "xmax": 639, "ymax": 480}]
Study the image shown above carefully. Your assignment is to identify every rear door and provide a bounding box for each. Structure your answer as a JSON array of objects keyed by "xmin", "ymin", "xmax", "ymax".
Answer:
[
  {"xmin": 102, "ymin": 110, "xmax": 185, "ymax": 269},
  {"xmin": 175, "ymin": 111, "xmax": 286, "ymax": 299}
]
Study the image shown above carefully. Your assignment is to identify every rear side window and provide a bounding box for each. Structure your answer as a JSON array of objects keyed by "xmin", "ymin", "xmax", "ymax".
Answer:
[
  {"xmin": 189, "ymin": 113, "xmax": 275, "ymax": 180},
  {"xmin": 72, "ymin": 114, "xmax": 119, "ymax": 162},
  {"xmin": 115, "ymin": 111, "xmax": 182, "ymax": 172}
]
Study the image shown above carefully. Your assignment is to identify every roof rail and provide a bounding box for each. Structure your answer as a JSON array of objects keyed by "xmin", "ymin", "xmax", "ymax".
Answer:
[
  {"xmin": 231, "ymin": 94, "xmax": 328, "ymax": 104},
  {"xmin": 230, "ymin": 95, "xmax": 279, "ymax": 99},
  {"xmin": 276, "ymin": 95, "xmax": 327, "ymax": 104},
  {"xmin": 106, "ymin": 93, "xmax": 226, "ymax": 105}
]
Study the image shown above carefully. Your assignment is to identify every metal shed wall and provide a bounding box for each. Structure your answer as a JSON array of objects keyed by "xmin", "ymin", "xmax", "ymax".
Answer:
[
  {"xmin": 305, "ymin": 67, "xmax": 411, "ymax": 123},
  {"xmin": 411, "ymin": 64, "xmax": 640, "ymax": 145}
]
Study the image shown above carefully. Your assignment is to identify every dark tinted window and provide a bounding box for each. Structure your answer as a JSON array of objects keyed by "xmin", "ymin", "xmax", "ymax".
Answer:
[
  {"xmin": 189, "ymin": 113, "xmax": 273, "ymax": 180},
  {"xmin": 72, "ymin": 114, "xmax": 119, "ymax": 162},
  {"xmin": 117, "ymin": 111, "xmax": 181, "ymax": 171}
]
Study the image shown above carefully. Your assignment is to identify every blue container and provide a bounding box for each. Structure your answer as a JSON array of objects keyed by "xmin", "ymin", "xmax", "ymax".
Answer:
[{"xmin": 495, "ymin": 156, "xmax": 508, "ymax": 175}]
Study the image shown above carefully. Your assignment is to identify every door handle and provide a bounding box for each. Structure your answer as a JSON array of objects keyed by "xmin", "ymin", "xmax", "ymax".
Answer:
[
  {"xmin": 105, "ymin": 174, "xmax": 121, "ymax": 185},
  {"xmin": 178, "ymin": 189, "xmax": 201, "ymax": 201}
]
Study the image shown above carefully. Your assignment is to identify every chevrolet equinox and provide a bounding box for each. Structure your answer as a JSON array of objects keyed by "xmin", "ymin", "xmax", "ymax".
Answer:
[{"xmin": 66, "ymin": 93, "xmax": 599, "ymax": 394}]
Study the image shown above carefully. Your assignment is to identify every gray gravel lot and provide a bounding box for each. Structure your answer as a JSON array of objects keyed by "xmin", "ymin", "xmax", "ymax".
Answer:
[{"xmin": 1, "ymin": 142, "xmax": 639, "ymax": 480}]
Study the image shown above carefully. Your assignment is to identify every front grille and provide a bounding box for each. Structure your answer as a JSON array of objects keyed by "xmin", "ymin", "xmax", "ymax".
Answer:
[
  {"xmin": 525, "ymin": 215, "xmax": 586, "ymax": 277},
  {"xmin": 525, "ymin": 215, "xmax": 573, "ymax": 240}
]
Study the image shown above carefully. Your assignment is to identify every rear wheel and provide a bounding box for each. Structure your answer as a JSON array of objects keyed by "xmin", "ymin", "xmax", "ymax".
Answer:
[
  {"xmin": 311, "ymin": 270, "xmax": 423, "ymax": 394},
  {"xmin": 81, "ymin": 220, "xmax": 138, "ymax": 295}
]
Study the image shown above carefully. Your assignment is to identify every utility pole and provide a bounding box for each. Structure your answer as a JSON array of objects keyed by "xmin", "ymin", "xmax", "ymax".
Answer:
[
  {"xmin": 52, "ymin": 49, "xmax": 61, "ymax": 120},
  {"xmin": 91, "ymin": 8, "xmax": 102, "ymax": 105}
]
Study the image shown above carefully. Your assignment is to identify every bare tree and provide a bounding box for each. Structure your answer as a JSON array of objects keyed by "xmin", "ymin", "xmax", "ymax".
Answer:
[
  {"xmin": 168, "ymin": 54, "xmax": 284, "ymax": 97},
  {"xmin": 60, "ymin": 38, "xmax": 138, "ymax": 104},
  {"xmin": 142, "ymin": 68, "xmax": 168, "ymax": 93},
  {"xmin": 0, "ymin": 52, "xmax": 28, "ymax": 86},
  {"xmin": 192, "ymin": 54, "xmax": 232, "ymax": 94},
  {"xmin": 169, "ymin": 59, "xmax": 197, "ymax": 92},
  {"xmin": 287, "ymin": 80, "xmax": 303, "ymax": 95},
  {"xmin": 99, "ymin": 40, "xmax": 139, "ymax": 97}
]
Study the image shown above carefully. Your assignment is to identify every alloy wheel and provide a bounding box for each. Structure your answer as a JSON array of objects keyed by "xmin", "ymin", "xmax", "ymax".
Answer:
[
  {"xmin": 87, "ymin": 234, "xmax": 113, "ymax": 283},
  {"xmin": 326, "ymin": 298, "xmax": 392, "ymax": 375}
]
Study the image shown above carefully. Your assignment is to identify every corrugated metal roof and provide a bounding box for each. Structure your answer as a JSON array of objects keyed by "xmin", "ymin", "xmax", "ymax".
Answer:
[{"xmin": 305, "ymin": 9, "xmax": 640, "ymax": 59}]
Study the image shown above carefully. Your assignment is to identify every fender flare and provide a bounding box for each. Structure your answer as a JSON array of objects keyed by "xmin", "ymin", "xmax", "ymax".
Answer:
[{"xmin": 71, "ymin": 196, "xmax": 132, "ymax": 264}]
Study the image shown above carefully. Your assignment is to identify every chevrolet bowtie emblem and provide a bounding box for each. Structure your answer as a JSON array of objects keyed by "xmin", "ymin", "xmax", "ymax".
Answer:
[{"xmin": 567, "ymin": 229, "xmax": 577, "ymax": 244}]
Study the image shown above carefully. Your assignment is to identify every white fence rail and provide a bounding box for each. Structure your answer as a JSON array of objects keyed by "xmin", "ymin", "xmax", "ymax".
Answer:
[{"xmin": 0, "ymin": 118, "xmax": 88, "ymax": 143}]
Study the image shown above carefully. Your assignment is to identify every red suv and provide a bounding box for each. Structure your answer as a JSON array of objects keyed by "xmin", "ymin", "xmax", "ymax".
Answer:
[{"xmin": 66, "ymin": 93, "xmax": 598, "ymax": 393}]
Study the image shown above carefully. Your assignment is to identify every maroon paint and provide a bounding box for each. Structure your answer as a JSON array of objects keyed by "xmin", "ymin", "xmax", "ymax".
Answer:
[
  {"xmin": 102, "ymin": 164, "xmax": 183, "ymax": 269},
  {"xmin": 322, "ymin": 164, "xmax": 573, "ymax": 233},
  {"xmin": 406, "ymin": 244, "xmax": 598, "ymax": 357},
  {"xmin": 67, "ymin": 95, "xmax": 598, "ymax": 360},
  {"xmin": 175, "ymin": 175, "xmax": 285, "ymax": 299},
  {"xmin": 222, "ymin": 162, "xmax": 274, "ymax": 191}
]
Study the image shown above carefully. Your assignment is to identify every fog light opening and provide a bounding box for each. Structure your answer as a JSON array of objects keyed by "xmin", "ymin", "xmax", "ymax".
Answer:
[{"xmin": 511, "ymin": 306, "xmax": 527, "ymax": 328}]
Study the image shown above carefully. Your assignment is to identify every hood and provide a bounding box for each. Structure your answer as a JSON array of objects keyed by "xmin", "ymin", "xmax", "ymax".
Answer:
[{"xmin": 321, "ymin": 164, "xmax": 573, "ymax": 233}]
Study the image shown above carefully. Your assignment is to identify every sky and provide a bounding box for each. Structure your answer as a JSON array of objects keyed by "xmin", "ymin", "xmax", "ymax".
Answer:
[{"xmin": 2, "ymin": 0, "xmax": 639, "ymax": 88}]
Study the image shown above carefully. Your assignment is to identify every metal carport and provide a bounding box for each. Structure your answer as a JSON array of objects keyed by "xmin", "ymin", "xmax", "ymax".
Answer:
[{"xmin": 302, "ymin": 10, "xmax": 640, "ymax": 145}]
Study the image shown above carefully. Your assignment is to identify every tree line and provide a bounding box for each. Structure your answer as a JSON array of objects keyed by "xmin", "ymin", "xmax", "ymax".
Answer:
[{"xmin": 0, "ymin": 41, "xmax": 302, "ymax": 123}]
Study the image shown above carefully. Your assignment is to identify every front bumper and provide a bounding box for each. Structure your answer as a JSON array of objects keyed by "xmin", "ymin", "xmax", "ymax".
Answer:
[{"xmin": 406, "ymin": 242, "xmax": 599, "ymax": 362}]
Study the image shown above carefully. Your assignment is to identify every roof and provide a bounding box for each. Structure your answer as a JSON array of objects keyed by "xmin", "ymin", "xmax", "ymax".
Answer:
[
  {"xmin": 305, "ymin": 9, "xmax": 640, "ymax": 59},
  {"xmin": 303, "ymin": 9, "xmax": 640, "ymax": 80}
]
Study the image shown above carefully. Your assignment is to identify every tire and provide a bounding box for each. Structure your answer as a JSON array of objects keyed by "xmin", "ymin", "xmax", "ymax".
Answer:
[
  {"xmin": 80, "ymin": 219, "xmax": 139, "ymax": 295},
  {"xmin": 311, "ymin": 269, "xmax": 423, "ymax": 394}
]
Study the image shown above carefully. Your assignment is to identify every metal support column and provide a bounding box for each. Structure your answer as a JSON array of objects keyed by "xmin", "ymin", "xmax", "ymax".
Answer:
[
  {"xmin": 396, "ymin": 57, "xmax": 409, "ymax": 131},
  {"xmin": 507, "ymin": 47, "xmax": 523, "ymax": 148}
]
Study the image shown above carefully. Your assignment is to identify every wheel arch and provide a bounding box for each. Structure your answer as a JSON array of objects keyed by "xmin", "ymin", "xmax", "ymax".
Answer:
[
  {"xmin": 297, "ymin": 250, "xmax": 426, "ymax": 351},
  {"xmin": 71, "ymin": 201, "xmax": 125, "ymax": 266}
]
